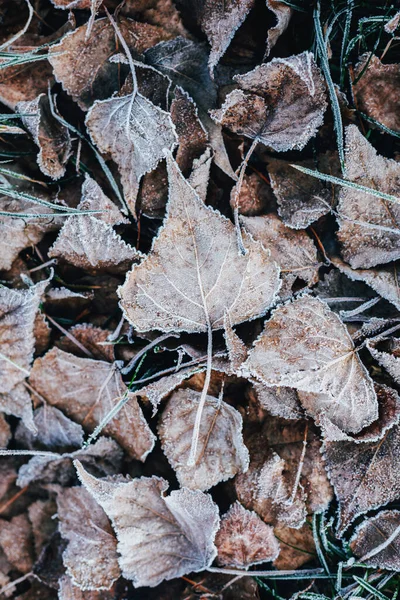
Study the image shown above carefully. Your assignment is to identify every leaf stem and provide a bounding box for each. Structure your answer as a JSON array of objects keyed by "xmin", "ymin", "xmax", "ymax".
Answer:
[{"xmin": 231, "ymin": 138, "xmax": 258, "ymax": 255}]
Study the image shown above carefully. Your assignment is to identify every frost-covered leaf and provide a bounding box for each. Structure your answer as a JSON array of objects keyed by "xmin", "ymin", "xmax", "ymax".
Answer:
[
  {"xmin": 249, "ymin": 381, "xmax": 303, "ymax": 420},
  {"xmin": 49, "ymin": 17, "xmax": 173, "ymax": 110},
  {"xmin": 57, "ymin": 486, "xmax": 120, "ymax": 591},
  {"xmin": 58, "ymin": 576, "xmax": 116, "ymax": 600},
  {"xmin": 119, "ymin": 157, "xmax": 280, "ymax": 332},
  {"xmin": 0, "ymin": 58, "xmax": 54, "ymax": 111},
  {"xmin": 337, "ymin": 125, "xmax": 400, "ymax": 268},
  {"xmin": 244, "ymin": 295, "xmax": 378, "ymax": 434},
  {"xmin": 170, "ymin": 87, "xmax": 208, "ymax": 175},
  {"xmin": 323, "ymin": 423, "xmax": 400, "ymax": 535},
  {"xmin": 332, "ymin": 257, "xmax": 400, "ymax": 311},
  {"xmin": 273, "ymin": 523, "xmax": 316, "ymax": 570},
  {"xmin": 0, "ymin": 384, "xmax": 35, "ymax": 433},
  {"xmin": 240, "ymin": 214, "xmax": 320, "ymax": 297},
  {"xmin": 215, "ymin": 501, "xmax": 279, "ymax": 568},
  {"xmin": 0, "ymin": 514, "xmax": 33, "ymax": 574},
  {"xmin": 15, "ymin": 404, "xmax": 84, "ymax": 451},
  {"xmin": 0, "ymin": 282, "xmax": 46, "ymax": 394},
  {"xmin": 224, "ymin": 314, "xmax": 248, "ymax": 372},
  {"xmin": 367, "ymin": 336, "xmax": 400, "ymax": 385},
  {"xmin": 188, "ymin": 147, "xmax": 213, "ymax": 202},
  {"xmin": 17, "ymin": 93, "xmax": 71, "ymax": 180},
  {"xmin": 49, "ymin": 215, "xmax": 142, "ymax": 273},
  {"xmin": 211, "ymin": 52, "xmax": 327, "ymax": 152},
  {"xmin": 28, "ymin": 499, "xmax": 57, "ymax": 557},
  {"xmin": 78, "ymin": 174, "xmax": 129, "ymax": 226},
  {"xmin": 232, "ymin": 172, "xmax": 271, "ymax": 217},
  {"xmin": 145, "ymin": 36, "xmax": 235, "ymax": 178},
  {"xmin": 350, "ymin": 510, "xmax": 400, "ymax": 569},
  {"xmin": 29, "ymin": 347, "xmax": 155, "ymax": 460},
  {"xmin": 266, "ymin": 153, "xmax": 338, "ymax": 229},
  {"xmin": 0, "ymin": 414, "xmax": 11, "ymax": 448},
  {"xmin": 17, "ymin": 436, "xmax": 123, "ymax": 487},
  {"xmin": 75, "ymin": 464, "xmax": 220, "ymax": 588},
  {"xmin": 158, "ymin": 388, "xmax": 249, "ymax": 491},
  {"xmin": 266, "ymin": 0, "xmax": 292, "ymax": 56},
  {"xmin": 85, "ymin": 92, "xmax": 177, "ymax": 211},
  {"xmin": 56, "ymin": 323, "xmax": 114, "ymax": 362},
  {"xmin": 353, "ymin": 54, "xmax": 400, "ymax": 132}
]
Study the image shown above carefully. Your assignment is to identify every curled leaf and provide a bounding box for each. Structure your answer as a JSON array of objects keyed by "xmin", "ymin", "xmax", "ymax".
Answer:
[{"xmin": 75, "ymin": 464, "xmax": 220, "ymax": 588}]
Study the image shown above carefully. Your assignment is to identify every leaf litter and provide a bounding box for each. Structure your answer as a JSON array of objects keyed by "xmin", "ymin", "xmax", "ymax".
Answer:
[{"xmin": 2, "ymin": 1, "xmax": 400, "ymax": 599}]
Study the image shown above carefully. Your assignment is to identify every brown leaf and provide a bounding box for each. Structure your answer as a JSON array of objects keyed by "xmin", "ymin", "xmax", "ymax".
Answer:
[
  {"xmin": 367, "ymin": 336, "xmax": 400, "ymax": 385},
  {"xmin": 48, "ymin": 215, "xmax": 142, "ymax": 273},
  {"xmin": 337, "ymin": 125, "xmax": 400, "ymax": 268},
  {"xmin": 78, "ymin": 175, "xmax": 129, "ymax": 226},
  {"xmin": 273, "ymin": 522, "xmax": 316, "ymax": 570},
  {"xmin": 170, "ymin": 87, "xmax": 209, "ymax": 175},
  {"xmin": 240, "ymin": 213, "xmax": 320, "ymax": 297},
  {"xmin": 211, "ymin": 52, "xmax": 327, "ymax": 152},
  {"xmin": 353, "ymin": 54, "xmax": 400, "ymax": 131},
  {"xmin": 233, "ymin": 173, "xmax": 272, "ymax": 217},
  {"xmin": 29, "ymin": 347, "xmax": 155, "ymax": 460},
  {"xmin": 350, "ymin": 510, "xmax": 400, "ymax": 569},
  {"xmin": 0, "ymin": 384, "xmax": 35, "ymax": 433},
  {"xmin": 48, "ymin": 17, "xmax": 173, "ymax": 110},
  {"xmin": 323, "ymin": 422, "xmax": 400, "ymax": 535},
  {"xmin": 17, "ymin": 437, "xmax": 123, "ymax": 487},
  {"xmin": 266, "ymin": 0, "xmax": 292, "ymax": 56},
  {"xmin": 158, "ymin": 388, "xmax": 249, "ymax": 491},
  {"xmin": 0, "ymin": 514, "xmax": 33, "ymax": 573},
  {"xmin": 56, "ymin": 323, "xmax": 114, "ymax": 362},
  {"xmin": 266, "ymin": 152, "xmax": 338, "ymax": 229},
  {"xmin": 0, "ymin": 414, "xmax": 11, "ymax": 448},
  {"xmin": 332, "ymin": 257, "xmax": 400, "ymax": 311},
  {"xmin": 15, "ymin": 404, "xmax": 85, "ymax": 451},
  {"xmin": 0, "ymin": 282, "xmax": 46, "ymax": 395},
  {"xmin": 58, "ymin": 575, "xmax": 116, "ymax": 600},
  {"xmin": 28, "ymin": 499, "xmax": 57, "ymax": 557},
  {"xmin": 249, "ymin": 381, "xmax": 303, "ymax": 420},
  {"xmin": 121, "ymin": 0, "xmax": 188, "ymax": 37},
  {"xmin": 17, "ymin": 93, "xmax": 71, "ymax": 180},
  {"xmin": 119, "ymin": 157, "xmax": 280, "ymax": 333},
  {"xmin": 0, "ymin": 59, "xmax": 54, "ymax": 110},
  {"xmin": 215, "ymin": 501, "xmax": 280, "ymax": 568},
  {"xmin": 57, "ymin": 486, "xmax": 120, "ymax": 590},
  {"xmin": 75, "ymin": 463, "xmax": 220, "ymax": 588},
  {"xmin": 224, "ymin": 314, "xmax": 248, "ymax": 373},
  {"xmin": 244, "ymin": 295, "xmax": 378, "ymax": 434}
]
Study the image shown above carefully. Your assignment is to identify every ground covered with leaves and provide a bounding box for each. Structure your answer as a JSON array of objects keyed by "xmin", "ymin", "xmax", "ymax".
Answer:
[{"xmin": 2, "ymin": 0, "xmax": 400, "ymax": 598}]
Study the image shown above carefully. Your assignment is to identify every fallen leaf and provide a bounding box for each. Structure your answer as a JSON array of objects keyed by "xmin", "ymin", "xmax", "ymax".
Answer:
[
  {"xmin": 0, "ymin": 59, "xmax": 54, "ymax": 111},
  {"xmin": 188, "ymin": 147, "xmax": 213, "ymax": 203},
  {"xmin": 58, "ymin": 576, "xmax": 116, "ymax": 600},
  {"xmin": 75, "ymin": 464, "xmax": 220, "ymax": 588},
  {"xmin": 353, "ymin": 54, "xmax": 400, "ymax": 131},
  {"xmin": 0, "ymin": 514, "xmax": 33, "ymax": 573},
  {"xmin": 158, "ymin": 388, "xmax": 249, "ymax": 491},
  {"xmin": 224, "ymin": 314, "xmax": 248, "ymax": 373},
  {"xmin": 215, "ymin": 501, "xmax": 280, "ymax": 568},
  {"xmin": 232, "ymin": 172, "xmax": 272, "ymax": 216},
  {"xmin": 350, "ymin": 509, "xmax": 400, "ymax": 569},
  {"xmin": 0, "ymin": 415, "xmax": 11, "ymax": 448},
  {"xmin": 337, "ymin": 125, "xmax": 400, "ymax": 268},
  {"xmin": 49, "ymin": 17, "xmax": 173, "ymax": 110},
  {"xmin": 15, "ymin": 404, "xmax": 85, "ymax": 451},
  {"xmin": 0, "ymin": 281, "xmax": 47, "ymax": 395},
  {"xmin": 266, "ymin": 153, "xmax": 338, "ymax": 229},
  {"xmin": 119, "ymin": 157, "xmax": 280, "ymax": 333},
  {"xmin": 367, "ymin": 336, "xmax": 400, "ymax": 385},
  {"xmin": 56, "ymin": 323, "xmax": 114, "ymax": 362},
  {"xmin": 266, "ymin": 0, "xmax": 292, "ymax": 56},
  {"xmin": 57, "ymin": 486, "xmax": 120, "ymax": 590},
  {"xmin": 48, "ymin": 215, "xmax": 142, "ymax": 273},
  {"xmin": 248, "ymin": 381, "xmax": 303, "ymax": 420},
  {"xmin": 0, "ymin": 384, "xmax": 35, "ymax": 433},
  {"xmin": 16, "ymin": 93, "xmax": 72, "ymax": 180},
  {"xmin": 273, "ymin": 522, "xmax": 316, "ymax": 570},
  {"xmin": 78, "ymin": 174, "xmax": 129, "ymax": 226},
  {"xmin": 85, "ymin": 91, "xmax": 178, "ymax": 212},
  {"xmin": 17, "ymin": 437, "xmax": 123, "ymax": 487},
  {"xmin": 28, "ymin": 499, "xmax": 57, "ymax": 557},
  {"xmin": 323, "ymin": 422, "xmax": 400, "ymax": 535},
  {"xmin": 29, "ymin": 347, "xmax": 155, "ymax": 460},
  {"xmin": 211, "ymin": 52, "xmax": 327, "ymax": 152},
  {"xmin": 240, "ymin": 213, "xmax": 320, "ymax": 297},
  {"xmin": 244, "ymin": 295, "xmax": 378, "ymax": 434}
]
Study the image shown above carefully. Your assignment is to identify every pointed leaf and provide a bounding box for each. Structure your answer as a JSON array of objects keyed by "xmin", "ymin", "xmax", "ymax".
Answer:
[
  {"xmin": 78, "ymin": 174, "xmax": 129, "ymax": 226},
  {"xmin": 350, "ymin": 510, "xmax": 400, "ymax": 570}
]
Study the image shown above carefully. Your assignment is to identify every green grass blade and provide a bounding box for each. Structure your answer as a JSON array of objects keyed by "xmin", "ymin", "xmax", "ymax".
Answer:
[
  {"xmin": 353, "ymin": 576, "xmax": 391, "ymax": 600},
  {"xmin": 0, "ymin": 186, "xmax": 101, "ymax": 214}
]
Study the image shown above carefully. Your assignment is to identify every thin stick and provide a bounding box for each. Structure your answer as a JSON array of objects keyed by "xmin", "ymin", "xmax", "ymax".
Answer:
[
  {"xmin": 0, "ymin": 572, "xmax": 34, "ymax": 596},
  {"xmin": 0, "ymin": 351, "xmax": 30, "ymax": 376},
  {"xmin": 121, "ymin": 333, "xmax": 179, "ymax": 374},
  {"xmin": 286, "ymin": 422, "xmax": 308, "ymax": 505},
  {"xmin": 0, "ymin": 0, "xmax": 33, "ymax": 51},
  {"xmin": 45, "ymin": 313, "xmax": 93, "ymax": 358},
  {"xmin": 231, "ymin": 138, "xmax": 258, "ymax": 256}
]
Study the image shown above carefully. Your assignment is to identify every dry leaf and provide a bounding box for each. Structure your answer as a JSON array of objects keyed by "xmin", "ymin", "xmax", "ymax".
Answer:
[
  {"xmin": 15, "ymin": 404, "xmax": 85, "ymax": 451},
  {"xmin": 0, "ymin": 384, "xmax": 35, "ymax": 433},
  {"xmin": 350, "ymin": 510, "xmax": 400, "ymax": 569},
  {"xmin": 56, "ymin": 323, "xmax": 114, "ymax": 362},
  {"xmin": 29, "ymin": 347, "xmax": 155, "ymax": 460},
  {"xmin": 49, "ymin": 215, "xmax": 142, "ymax": 273},
  {"xmin": 224, "ymin": 314, "xmax": 248, "ymax": 373},
  {"xmin": 233, "ymin": 173, "xmax": 271, "ymax": 216},
  {"xmin": 248, "ymin": 381, "xmax": 303, "ymax": 420},
  {"xmin": 0, "ymin": 514, "xmax": 33, "ymax": 574},
  {"xmin": 49, "ymin": 17, "xmax": 173, "ymax": 110},
  {"xmin": 170, "ymin": 87, "xmax": 208, "ymax": 175},
  {"xmin": 158, "ymin": 388, "xmax": 249, "ymax": 491},
  {"xmin": 215, "ymin": 501, "xmax": 279, "ymax": 568},
  {"xmin": 0, "ymin": 59, "xmax": 54, "ymax": 111},
  {"xmin": 0, "ymin": 282, "xmax": 46, "ymax": 394},
  {"xmin": 266, "ymin": 153, "xmax": 337, "ymax": 229},
  {"xmin": 266, "ymin": 0, "xmax": 292, "ymax": 56},
  {"xmin": 353, "ymin": 54, "xmax": 400, "ymax": 131},
  {"xmin": 0, "ymin": 414, "xmax": 11, "ymax": 448},
  {"xmin": 75, "ymin": 464, "xmax": 220, "ymax": 588},
  {"xmin": 244, "ymin": 295, "xmax": 378, "ymax": 434},
  {"xmin": 211, "ymin": 52, "xmax": 327, "ymax": 152},
  {"xmin": 119, "ymin": 157, "xmax": 280, "ymax": 332},
  {"xmin": 78, "ymin": 174, "xmax": 129, "ymax": 226},
  {"xmin": 323, "ymin": 422, "xmax": 400, "ymax": 535},
  {"xmin": 367, "ymin": 336, "xmax": 400, "ymax": 385},
  {"xmin": 240, "ymin": 213, "xmax": 320, "ymax": 297},
  {"xmin": 17, "ymin": 93, "xmax": 71, "ymax": 180},
  {"xmin": 273, "ymin": 522, "xmax": 316, "ymax": 570},
  {"xmin": 337, "ymin": 125, "xmax": 400, "ymax": 268},
  {"xmin": 17, "ymin": 436, "xmax": 123, "ymax": 487},
  {"xmin": 58, "ymin": 576, "xmax": 116, "ymax": 600},
  {"xmin": 85, "ymin": 92, "xmax": 177, "ymax": 211},
  {"xmin": 332, "ymin": 257, "xmax": 400, "ymax": 311},
  {"xmin": 28, "ymin": 499, "xmax": 57, "ymax": 557},
  {"xmin": 57, "ymin": 486, "xmax": 120, "ymax": 590},
  {"xmin": 188, "ymin": 147, "xmax": 213, "ymax": 202}
]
